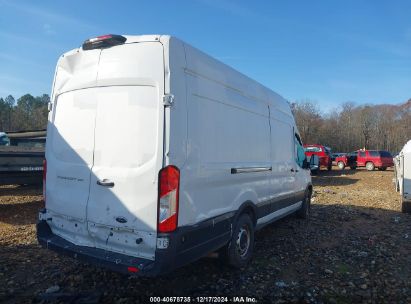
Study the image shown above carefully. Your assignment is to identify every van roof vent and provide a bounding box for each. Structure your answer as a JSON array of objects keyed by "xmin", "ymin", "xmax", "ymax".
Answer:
[{"xmin": 82, "ymin": 34, "xmax": 127, "ymax": 50}]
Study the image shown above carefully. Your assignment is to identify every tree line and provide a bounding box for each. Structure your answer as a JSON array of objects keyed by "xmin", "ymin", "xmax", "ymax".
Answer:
[
  {"xmin": 0, "ymin": 94, "xmax": 49, "ymax": 132},
  {"xmin": 1, "ymin": 93, "xmax": 410, "ymax": 153},
  {"xmin": 291, "ymin": 99, "xmax": 411, "ymax": 153}
]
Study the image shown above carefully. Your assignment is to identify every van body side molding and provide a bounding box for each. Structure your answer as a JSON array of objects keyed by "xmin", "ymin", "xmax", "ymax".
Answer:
[{"xmin": 231, "ymin": 167, "xmax": 272, "ymax": 174}]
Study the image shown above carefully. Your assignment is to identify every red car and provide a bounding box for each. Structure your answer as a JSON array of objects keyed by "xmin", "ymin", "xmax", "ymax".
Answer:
[
  {"xmin": 335, "ymin": 150, "xmax": 394, "ymax": 171},
  {"xmin": 303, "ymin": 144, "xmax": 332, "ymax": 171}
]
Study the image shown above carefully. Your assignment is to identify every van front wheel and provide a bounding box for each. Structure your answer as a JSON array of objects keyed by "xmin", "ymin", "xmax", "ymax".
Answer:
[
  {"xmin": 297, "ymin": 190, "xmax": 311, "ymax": 219},
  {"xmin": 221, "ymin": 214, "xmax": 254, "ymax": 268}
]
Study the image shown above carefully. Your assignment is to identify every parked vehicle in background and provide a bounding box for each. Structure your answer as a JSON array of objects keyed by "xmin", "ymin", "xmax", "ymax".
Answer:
[
  {"xmin": 331, "ymin": 153, "xmax": 346, "ymax": 161},
  {"xmin": 7, "ymin": 130, "xmax": 46, "ymax": 148},
  {"xmin": 331, "ymin": 153, "xmax": 346, "ymax": 164},
  {"xmin": 394, "ymin": 141, "xmax": 411, "ymax": 213},
  {"xmin": 0, "ymin": 130, "xmax": 45, "ymax": 185},
  {"xmin": 0, "ymin": 132, "xmax": 10, "ymax": 146},
  {"xmin": 37, "ymin": 34, "xmax": 315, "ymax": 276},
  {"xmin": 303, "ymin": 144, "xmax": 332, "ymax": 171},
  {"xmin": 335, "ymin": 150, "xmax": 393, "ymax": 171},
  {"xmin": 335, "ymin": 152, "xmax": 357, "ymax": 170},
  {"xmin": 357, "ymin": 150, "xmax": 393, "ymax": 171}
]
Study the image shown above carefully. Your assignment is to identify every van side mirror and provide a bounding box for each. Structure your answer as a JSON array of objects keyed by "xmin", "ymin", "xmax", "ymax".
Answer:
[
  {"xmin": 309, "ymin": 155, "xmax": 320, "ymax": 172},
  {"xmin": 302, "ymin": 158, "xmax": 310, "ymax": 169}
]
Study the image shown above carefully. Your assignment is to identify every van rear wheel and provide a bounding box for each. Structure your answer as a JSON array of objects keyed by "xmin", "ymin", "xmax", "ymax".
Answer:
[
  {"xmin": 221, "ymin": 213, "xmax": 254, "ymax": 268},
  {"xmin": 378, "ymin": 167, "xmax": 387, "ymax": 171}
]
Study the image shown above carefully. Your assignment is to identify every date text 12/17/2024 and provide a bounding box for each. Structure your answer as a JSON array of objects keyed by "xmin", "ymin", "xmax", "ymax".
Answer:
[{"xmin": 149, "ymin": 297, "xmax": 258, "ymax": 303}]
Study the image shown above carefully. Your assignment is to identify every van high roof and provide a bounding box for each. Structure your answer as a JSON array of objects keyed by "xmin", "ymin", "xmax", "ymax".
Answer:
[{"xmin": 62, "ymin": 34, "xmax": 292, "ymax": 118}]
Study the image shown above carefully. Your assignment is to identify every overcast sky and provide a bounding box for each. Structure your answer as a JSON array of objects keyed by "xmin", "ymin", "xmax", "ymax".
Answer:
[{"xmin": 0, "ymin": 0, "xmax": 410, "ymax": 111}]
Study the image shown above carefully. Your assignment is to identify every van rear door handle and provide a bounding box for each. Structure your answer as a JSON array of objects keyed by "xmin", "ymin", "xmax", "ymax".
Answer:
[{"xmin": 97, "ymin": 179, "xmax": 115, "ymax": 187}]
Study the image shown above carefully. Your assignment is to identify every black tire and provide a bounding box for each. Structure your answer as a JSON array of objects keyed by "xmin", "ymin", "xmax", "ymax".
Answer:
[
  {"xmin": 338, "ymin": 162, "xmax": 345, "ymax": 170},
  {"xmin": 366, "ymin": 162, "xmax": 375, "ymax": 171},
  {"xmin": 296, "ymin": 189, "xmax": 311, "ymax": 219},
  {"xmin": 311, "ymin": 168, "xmax": 319, "ymax": 175},
  {"xmin": 221, "ymin": 213, "xmax": 255, "ymax": 268},
  {"xmin": 378, "ymin": 167, "xmax": 387, "ymax": 171},
  {"xmin": 402, "ymin": 198, "xmax": 411, "ymax": 214}
]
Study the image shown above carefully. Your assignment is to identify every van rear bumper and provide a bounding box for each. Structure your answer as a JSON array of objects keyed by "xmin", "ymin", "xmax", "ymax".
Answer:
[
  {"xmin": 37, "ymin": 220, "xmax": 159, "ymax": 276},
  {"xmin": 37, "ymin": 211, "xmax": 233, "ymax": 276}
]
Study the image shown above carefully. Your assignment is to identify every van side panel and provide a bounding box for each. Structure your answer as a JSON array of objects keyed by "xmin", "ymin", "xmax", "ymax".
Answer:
[{"xmin": 180, "ymin": 44, "xmax": 272, "ymax": 226}]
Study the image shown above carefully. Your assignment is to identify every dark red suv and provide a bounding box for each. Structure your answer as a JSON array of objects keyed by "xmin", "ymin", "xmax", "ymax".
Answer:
[
  {"xmin": 335, "ymin": 150, "xmax": 394, "ymax": 170},
  {"xmin": 356, "ymin": 150, "xmax": 393, "ymax": 170},
  {"xmin": 303, "ymin": 144, "xmax": 332, "ymax": 171}
]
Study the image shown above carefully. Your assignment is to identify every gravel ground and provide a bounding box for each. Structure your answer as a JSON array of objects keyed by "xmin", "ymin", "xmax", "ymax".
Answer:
[{"xmin": 1, "ymin": 168, "xmax": 410, "ymax": 303}]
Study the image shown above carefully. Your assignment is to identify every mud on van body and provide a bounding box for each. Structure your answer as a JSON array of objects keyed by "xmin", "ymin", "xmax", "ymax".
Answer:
[{"xmin": 37, "ymin": 34, "xmax": 313, "ymax": 276}]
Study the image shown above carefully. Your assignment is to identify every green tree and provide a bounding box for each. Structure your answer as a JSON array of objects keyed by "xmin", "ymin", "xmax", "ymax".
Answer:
[{"xmin": 3, "ymin": 95, "xmax": 15, "ymax": 131}]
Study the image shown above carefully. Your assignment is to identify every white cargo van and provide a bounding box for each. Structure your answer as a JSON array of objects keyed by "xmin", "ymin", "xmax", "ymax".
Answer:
[
  {"xmin": 37, "ymin": 34, "xmax": 313, "ymax": 275},
  {"xmin": 394, "ymin": 141, "xmax": 411, "ymax": 213}
]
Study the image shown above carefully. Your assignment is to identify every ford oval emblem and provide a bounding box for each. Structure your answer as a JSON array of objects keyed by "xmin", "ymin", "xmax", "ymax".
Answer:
[{"xmin": 116, "ymin": 216, "xmax": 127, "ymax": 223}]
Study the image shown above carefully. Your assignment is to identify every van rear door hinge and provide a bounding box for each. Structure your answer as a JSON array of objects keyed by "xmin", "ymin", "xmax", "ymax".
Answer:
[{"xmin": 163, "ymin": 94, "xmax": 174, "ymax": 107}]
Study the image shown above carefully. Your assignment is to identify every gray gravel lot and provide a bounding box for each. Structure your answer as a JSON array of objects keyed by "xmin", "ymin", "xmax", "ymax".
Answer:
[{"xmin": 0, "ymin": 168, "xmax": 410, "ymax": 303}]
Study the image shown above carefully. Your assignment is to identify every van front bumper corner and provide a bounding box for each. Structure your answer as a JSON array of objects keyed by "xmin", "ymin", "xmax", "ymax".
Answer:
[{"xmin": 36, "ymin": 220, "xmax": 163, "ymax": 276}]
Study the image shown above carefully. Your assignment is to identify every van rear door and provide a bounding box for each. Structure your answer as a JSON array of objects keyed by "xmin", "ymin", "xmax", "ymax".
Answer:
[
  {"xmin": 86, "ymin": 86, "xmax": 162, "ymax": 260},
  {"xmin": 46, "ymin": 88, "xmax": 98, "ymax": 245},
  {"xmin": 86, "ymin": 43, "xmax": 164, "ymax": 260},
  {"xmin": 47, "ymin": 41, "xmax": 165, "ymax": 260}
]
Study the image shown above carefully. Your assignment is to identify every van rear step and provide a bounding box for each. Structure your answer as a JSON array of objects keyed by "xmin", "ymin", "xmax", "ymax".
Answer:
[{"xmin": 37, "ymin": 220, "xmax": 155, "ymax": 275}]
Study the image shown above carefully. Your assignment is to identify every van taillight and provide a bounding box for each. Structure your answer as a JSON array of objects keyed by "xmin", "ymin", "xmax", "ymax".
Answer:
[
  {"xmin": 158, "ymin": 166, "xmax": 180, "ymax": 233},
  {"xmin": 43, "ymin": 159, "xmax": 47, "ymax": 202}
]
